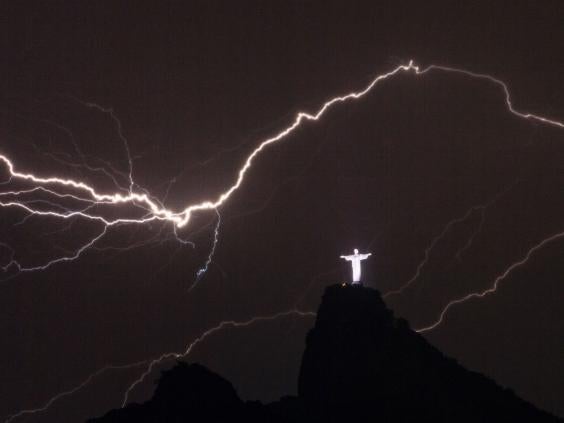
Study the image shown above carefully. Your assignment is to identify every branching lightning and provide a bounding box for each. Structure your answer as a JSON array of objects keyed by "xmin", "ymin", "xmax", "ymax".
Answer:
[
  {"xmin": 67, "ymin": 97, "xmax": 136, "ymax": 192},
  {"xmin": 1, "ymin": 60, "xmax": 564, "ymax": 276},
  {"xmin": 384, "ymin": 182, "xmax": 517, "ymax": 299},
  {"xmin": 190, "ymin": 208, "xmax": 221, "ymax": 291},
  {"xmin": 3, "ymin": 225, "xmax": 108, "ymax": 273},
  {"xmin": 2, "ymin": 361, "xmax": 148, "ymax": 423},
  {"xmin": 416, "ymin": 230, "xmax": 564, "ymax": 333},
  {"xmin": 2, "ymin": 59, "xmax": 564, "ymax": 421},
  {"xmin": 2, "ymin": 309, "xmax": 315, "ymax": 423},
  {"xmin": 384, "ymin": 205, "xmax": 482, "ymax": 299},
  {"xmin": 121, "ymin": 309, "xmax": 316, "ymax": 407}
]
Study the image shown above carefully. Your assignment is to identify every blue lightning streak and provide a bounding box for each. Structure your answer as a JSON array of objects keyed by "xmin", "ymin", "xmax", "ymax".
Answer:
[{"xmin": 191, "ymin": 208, "xmax": 221, "ymax": 291}]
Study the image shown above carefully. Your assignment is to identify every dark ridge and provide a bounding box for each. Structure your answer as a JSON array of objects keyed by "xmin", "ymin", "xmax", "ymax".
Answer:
[
  {"xmin": 298, "ymin": 284, "xmax": 559, "ymax": 421},
  {"xmin": 91, "ymin": 284, "xmax": 561, "ymax": 422}
]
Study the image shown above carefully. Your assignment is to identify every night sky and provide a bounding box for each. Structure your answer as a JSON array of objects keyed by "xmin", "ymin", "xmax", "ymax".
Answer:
[{"xmin": 1, "ymin": 1, "xmax": 563, "ymax": 421}]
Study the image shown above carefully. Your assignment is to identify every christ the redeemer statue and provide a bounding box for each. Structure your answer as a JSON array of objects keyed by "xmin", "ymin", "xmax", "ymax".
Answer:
[{"xmin": 340, "ymin": 249, "xmax": 371, "ymax": 284}]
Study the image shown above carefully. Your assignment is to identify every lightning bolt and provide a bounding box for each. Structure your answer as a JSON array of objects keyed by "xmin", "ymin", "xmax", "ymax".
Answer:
[
  {"xmin": 1, "ymin": 309, "xmax": 315, "ymax": 423},
  {"xmin": 1, "ymin": 60, "xmax": 563, "ymax": 276},
  {"xmin": 384, "ymin": 205, "xmax": 481, "ymax": 299},
  {"xmin": 454, "ymin": 206, "xmax": 486, "ymax": 262},
  {"xmin": 67, "ymin": 97, "xmax": 136, "ymax": 192},
  {"xmin": 384, "ymin": 182, "xmax": 517, "ymax": 299},
  {"xmin": 2, "ymin": 59, "xmax": 562, "ymax": 422},
  {"xmin": 416, "ymin": 230, "xmax": 564, "ymax": 333},
  {"xmin": 2, "ymin": 225, "xmax": 108, "ymax": 273},
  {"xmin": 419, "ymin": 65, "xmax": 564, "ymax": 129},
  {"xmin": 121, "ymin": 309, "xmax": 316, "ymax": 407},
  {"xmin": 33, "ymin": 119, "xmax": 131, "ymax": 192},
  {"xmin": 2, "ymin": 361, "xmax": 148, "ymax": 423},
  {"xmin": 190, "ymin": 208, "xmax": 221, "ymax": 291}
]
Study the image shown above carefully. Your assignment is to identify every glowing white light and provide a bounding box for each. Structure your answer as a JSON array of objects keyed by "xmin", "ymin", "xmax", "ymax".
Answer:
[
  {"xmin": 340, "ymin": 249, "xmax": 371, "ymax": 283},
  {"xmin": 2, "ymin": 60, "xmax": 563, "ymax": 273}
]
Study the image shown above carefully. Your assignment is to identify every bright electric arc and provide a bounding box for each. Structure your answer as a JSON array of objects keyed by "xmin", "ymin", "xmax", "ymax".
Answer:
[
  {"xmin": 1, "ymin": 61, "xmax": 563, "ymax": 230},
  {"xmin": 2, "ymin": 60, "xmax": 564, "ymax": 274},
  {"xmin": 1, "ymin": 59, "xmax": 564, "ymax": 421}
]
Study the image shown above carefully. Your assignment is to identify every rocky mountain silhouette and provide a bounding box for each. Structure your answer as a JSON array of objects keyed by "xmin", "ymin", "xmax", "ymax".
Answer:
[{"xmin": 91, "ymin": 284, "xmax": 561, "ymax": 422}]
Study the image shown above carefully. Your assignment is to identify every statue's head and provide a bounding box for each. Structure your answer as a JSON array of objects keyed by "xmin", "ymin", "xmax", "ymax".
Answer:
[{"xmin": 354, "ymin": 248, "xmax": 359, "ymax": 254}]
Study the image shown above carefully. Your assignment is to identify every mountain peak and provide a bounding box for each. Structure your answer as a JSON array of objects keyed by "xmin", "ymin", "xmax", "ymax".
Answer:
[
  {"xmin": 92, "ymin": 283, "xmax": 561, "ymax": 422},
  {"xmin": 299, "ymin": 283, "xmax": 559, "ymax": 421},
  {"xmin": 309, "ymin": 283, "xmax": 394, "ymax": 327}
]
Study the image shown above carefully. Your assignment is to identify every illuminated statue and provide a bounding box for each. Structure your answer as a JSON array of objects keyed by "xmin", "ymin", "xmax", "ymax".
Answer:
[{"xmin": 340, "ymin": 249, "xmax": 371, "ymax": 284}]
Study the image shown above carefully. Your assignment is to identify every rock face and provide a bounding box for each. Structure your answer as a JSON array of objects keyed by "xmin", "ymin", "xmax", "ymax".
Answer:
[
  {"xmin": 298, "ymin": 284, "xmax": 559, "ymax": 421},
  {"xmin": 92, "ymin": 363, "xmax": 246, "ymax": 422},
  {"xmin": 91, "ymin": 284, "xmax": 561, "ymax": 422}
]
